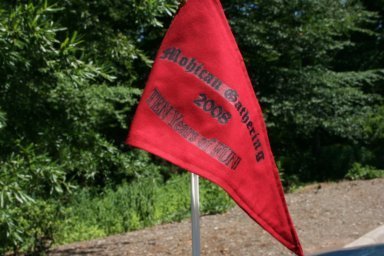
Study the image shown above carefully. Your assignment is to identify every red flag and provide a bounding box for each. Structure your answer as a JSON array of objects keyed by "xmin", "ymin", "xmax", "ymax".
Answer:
[{"xmin": 126, "ymin": 0, "xmax": 303, "ymax": 255}]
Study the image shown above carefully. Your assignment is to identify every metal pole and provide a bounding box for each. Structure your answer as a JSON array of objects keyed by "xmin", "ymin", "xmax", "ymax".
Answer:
[{"xmin": 191, "ymin": 173, "xmax": 201, "ymax": 256}]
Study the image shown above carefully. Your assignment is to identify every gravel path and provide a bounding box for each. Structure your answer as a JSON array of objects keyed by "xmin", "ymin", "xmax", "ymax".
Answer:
[{"xmin": 50, "ymin": 179, "xmax": 384, "ymax": 255}]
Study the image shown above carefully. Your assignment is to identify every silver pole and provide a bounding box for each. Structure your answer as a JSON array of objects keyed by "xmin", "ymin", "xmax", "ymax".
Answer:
[{"xmin": 191, "ymin": 173, "xmax": 201, "ymax": 256}]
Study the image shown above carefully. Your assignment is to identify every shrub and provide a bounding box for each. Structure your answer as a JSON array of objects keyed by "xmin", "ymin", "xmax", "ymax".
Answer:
[
  {"xmin": 55, "ymin": 174, "xmax": 234, "ymax": 245},
  {"xmin": 0, "ymin": 148, "xmax": 71, "ymax": 254},
  {"xmin": 345, "ymin": 163, "xmax": 384, "ymax": 180},
  {"xmin": 200, "ymin": 178, "xmax": 234, "ymax": 215}
]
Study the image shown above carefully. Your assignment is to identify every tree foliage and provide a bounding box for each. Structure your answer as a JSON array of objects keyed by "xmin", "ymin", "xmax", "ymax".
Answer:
[
  {"xmin": 224, "ymin": 0, "xmax": 384, "ymax": 180},
  {"xmin": 0, "ymin": 0, "xmax": 178, "ymax": 253}
]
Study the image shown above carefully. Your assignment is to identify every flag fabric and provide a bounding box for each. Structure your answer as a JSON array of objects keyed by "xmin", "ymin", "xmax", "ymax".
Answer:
[{"xmin": 126, "ymin": 0, "xmax": 303, "ymax": 255}]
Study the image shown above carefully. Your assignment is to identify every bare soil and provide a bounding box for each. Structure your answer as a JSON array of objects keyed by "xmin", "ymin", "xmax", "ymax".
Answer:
[{"xmin": 50, "ymin": 179, "xmax": 384, "ymax": 256}]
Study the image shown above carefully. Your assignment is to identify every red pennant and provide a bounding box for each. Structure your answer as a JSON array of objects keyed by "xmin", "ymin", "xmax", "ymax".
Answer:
[{"xmin": 127, "ymin": 0, "xmax": 303, "ymax": 255}]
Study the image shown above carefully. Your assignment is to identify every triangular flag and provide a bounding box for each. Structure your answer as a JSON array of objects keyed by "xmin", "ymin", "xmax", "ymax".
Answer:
[{"xmin": 126, "ymin": 0, "xmax": 303, "ymax": 255}]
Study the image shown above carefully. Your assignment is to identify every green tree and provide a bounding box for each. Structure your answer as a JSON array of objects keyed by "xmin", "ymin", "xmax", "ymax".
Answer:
[
  {"xmin": 0, "ymin": 0, "xmax": 179, "ymax": 253},
  {"xmin": 337, "ymin": 0, "xmax": 384, "ymax": 170},
  {"xmin": 224, "ymin": 0, "xmax": 383, "ymax": 181}
]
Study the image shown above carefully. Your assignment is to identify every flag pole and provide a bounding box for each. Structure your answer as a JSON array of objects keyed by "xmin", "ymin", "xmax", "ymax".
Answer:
[{"xmin": 191, "ymin": 173, "xmax": 201, "ymax": 256}]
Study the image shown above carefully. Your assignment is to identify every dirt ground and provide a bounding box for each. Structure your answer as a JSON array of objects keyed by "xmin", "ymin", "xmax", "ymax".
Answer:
[{"xmin": 50, "ymin": 178, "xmax": 384, "ymax": 256}]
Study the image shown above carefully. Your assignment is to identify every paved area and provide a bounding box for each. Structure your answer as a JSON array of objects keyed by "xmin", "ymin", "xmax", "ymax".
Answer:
[
  {"xmin": 344, "ymin": 225, "xmax": 384, "ymax": 248},
  {"xmin": 313, "ymin": 244, "xmax": 384, "ymax": 256},
  {"xmin": 311, "ymin": 225, "xmax": 384, "ymax": 256}
]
